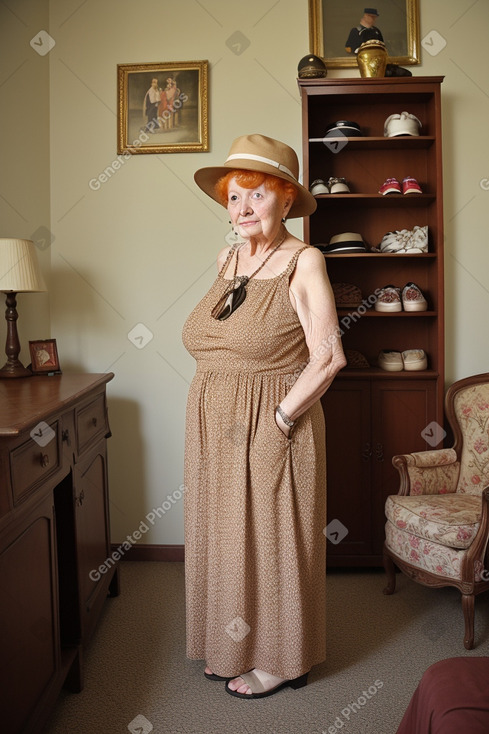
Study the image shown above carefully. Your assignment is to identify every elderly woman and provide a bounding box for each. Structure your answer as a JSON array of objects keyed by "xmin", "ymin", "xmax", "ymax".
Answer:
[{"xmin": 182, "ymin": 134, "xmax": 346, "ymax": 699}]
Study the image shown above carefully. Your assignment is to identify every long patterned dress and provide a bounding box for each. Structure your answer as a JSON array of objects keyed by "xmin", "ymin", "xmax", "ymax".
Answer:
[{"xmin": 182, "ymin": 246, "xmax": 326, "ymax": 680}]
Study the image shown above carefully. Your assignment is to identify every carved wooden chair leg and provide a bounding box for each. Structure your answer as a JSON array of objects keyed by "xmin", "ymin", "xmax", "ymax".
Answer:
[
  {"xmin": 462, "ymin": 593, "xmax": 475, "ymax": 650},
  {"xmin": 383, "ymin": 548, "xmax": 397, "ymax": 595}
]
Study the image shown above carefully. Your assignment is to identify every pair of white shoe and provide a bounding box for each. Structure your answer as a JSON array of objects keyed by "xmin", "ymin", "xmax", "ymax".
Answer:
[
  {"xmin": 375, "ymin": 283, "xmax": 427, "ymax": 312},
  {"xmin": 379, "ymin": 225, "xmax": 428, "ymax": 253},
  {"xmin": 378, "ymin": 349, "xmax": 427, "ymax": 371},
  {"xmin": 309, "ymin": 177, "xmax": 350, "ymax": 195}
]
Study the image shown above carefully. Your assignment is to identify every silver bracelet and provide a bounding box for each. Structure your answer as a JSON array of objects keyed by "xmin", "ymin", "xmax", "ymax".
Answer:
[{"xmin": 276, "ymin": 405, "xmax": 295, "ymax": 428}]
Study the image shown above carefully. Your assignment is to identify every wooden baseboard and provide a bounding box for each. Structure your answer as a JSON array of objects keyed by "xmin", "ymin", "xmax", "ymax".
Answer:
[{"xmin": 111, "ymin": 543, "xmax": 184, "ymax": 562}]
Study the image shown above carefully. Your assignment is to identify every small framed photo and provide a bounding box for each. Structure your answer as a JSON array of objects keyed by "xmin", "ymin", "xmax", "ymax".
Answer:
[
  {"xmin": 29, "ymin": 339, "xmax": 61, "ymax": 374},
  {"xmin": 117, "ymin": 60, "xmax": 209, "ymax": 155}
]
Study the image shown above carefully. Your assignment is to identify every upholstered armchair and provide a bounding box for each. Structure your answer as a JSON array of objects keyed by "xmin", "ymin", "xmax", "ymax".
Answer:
[{"xmin": 383, "ymin": 373, "xmax": 489, "ymax": 649}]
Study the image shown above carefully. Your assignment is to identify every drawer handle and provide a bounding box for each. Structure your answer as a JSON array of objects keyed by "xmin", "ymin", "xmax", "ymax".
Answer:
[
  {"xmin": 91, "ymin": 417, "xmax": 98, "ymax": 427},
  {"xmin": 62, "ymin": 429, "xmax": 71, "ymax": 446},
  {"xmin": 40, "ymin": 453, "xmax": 50, "ymax": 468},
  {"xmin": 75, "ymin": 489, "xmax": 85, "ymax": 507}
]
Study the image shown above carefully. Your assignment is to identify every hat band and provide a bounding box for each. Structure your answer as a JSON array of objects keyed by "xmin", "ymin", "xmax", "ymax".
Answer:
[{"xmin": 225, "ymin": 153, "xmax": 296, "ymax": 180}]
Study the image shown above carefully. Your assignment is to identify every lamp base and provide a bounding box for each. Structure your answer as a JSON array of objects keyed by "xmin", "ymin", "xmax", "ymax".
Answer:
[
  {"xmin": 0, "ymin": 360, "xmax": 32, "ymax": 378},
  {"xmin": 1, "ymin": 291, "xmax": 33, "ymax": 378}
]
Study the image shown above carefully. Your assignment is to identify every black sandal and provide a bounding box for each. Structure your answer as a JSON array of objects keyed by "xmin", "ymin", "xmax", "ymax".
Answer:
[{"xmin": 204, "ymin": 670, "xmax": 233, "ymax": 682}]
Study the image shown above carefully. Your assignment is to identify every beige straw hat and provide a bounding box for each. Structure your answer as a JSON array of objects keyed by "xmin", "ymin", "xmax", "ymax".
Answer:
[{"xmin": 194, "ymin": 133, "xmax": 317, "ymax": 218}]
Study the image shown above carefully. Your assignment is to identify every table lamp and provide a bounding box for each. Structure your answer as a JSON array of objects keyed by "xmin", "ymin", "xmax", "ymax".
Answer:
[{"xmin": 0, "ymin": 238, "xmax": 47, "ymax": 378}]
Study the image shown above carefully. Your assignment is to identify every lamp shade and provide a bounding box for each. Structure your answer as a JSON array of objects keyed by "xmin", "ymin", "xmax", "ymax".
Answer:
[{"xmin": 0, "ymin": 238, "xmax": 46, "ymax": 293}]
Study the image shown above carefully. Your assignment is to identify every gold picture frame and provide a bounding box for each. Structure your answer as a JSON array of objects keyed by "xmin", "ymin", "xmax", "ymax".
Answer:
[
  {"xmin": 117, "ymin": 60, "xmax": 209, "ymax": 155},
  {"xmin": 308, "ymin": 0, "xmax": 420, "ymax": 68}
]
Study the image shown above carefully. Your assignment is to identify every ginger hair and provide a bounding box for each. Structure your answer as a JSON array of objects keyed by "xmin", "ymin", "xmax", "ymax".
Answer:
[{"xmin": 215, "ymin": 170, "xmax": 297, "ymax": 208}]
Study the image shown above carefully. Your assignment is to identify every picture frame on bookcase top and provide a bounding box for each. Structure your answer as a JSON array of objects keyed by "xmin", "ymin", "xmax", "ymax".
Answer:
[{"xmin": 308, "ymin": 0, "xmax": 420, "ymax": 68}]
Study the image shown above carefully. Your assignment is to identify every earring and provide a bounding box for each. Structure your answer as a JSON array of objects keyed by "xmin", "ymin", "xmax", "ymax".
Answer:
[{"xmin": 281, "ymin": 217, "xmax": 286, "ymax": 223}]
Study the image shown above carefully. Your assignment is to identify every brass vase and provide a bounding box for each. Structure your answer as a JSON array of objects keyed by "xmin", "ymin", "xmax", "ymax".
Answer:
[{"xmin": 357, "ymin": 40, "xmax": 388, "ymax": 78}]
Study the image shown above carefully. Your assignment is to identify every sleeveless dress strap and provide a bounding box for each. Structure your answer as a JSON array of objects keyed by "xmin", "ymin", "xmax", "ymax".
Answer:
[
  {"xmin": 219, "ymin": 243, "xmax": 311, "ymax": 280},
  {"xmin": 283, "ymin": 245, "xmax": 311, "ymax": 277},
  {"xmin": 217, "ymin": 247, "xmax": 236, "ymax": 278}
]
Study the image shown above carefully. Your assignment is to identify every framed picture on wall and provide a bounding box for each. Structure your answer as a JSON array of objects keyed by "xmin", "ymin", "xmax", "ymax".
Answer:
[
  {"xmin": 29, "ymin": 339, "xmax": 61, "ymax": 374},
  {"xmin": 308, "ymin": 0, "xmax": 420, "ymax": 68},
  {"xmin": 117, "ymin": 60, "xmax": 209, "ymax": 154}
]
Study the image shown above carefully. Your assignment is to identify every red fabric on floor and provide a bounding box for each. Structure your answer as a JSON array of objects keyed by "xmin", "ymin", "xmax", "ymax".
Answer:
[{"xmin": 396, "ymin": 657, "xmax": 489, "ymax": 733}]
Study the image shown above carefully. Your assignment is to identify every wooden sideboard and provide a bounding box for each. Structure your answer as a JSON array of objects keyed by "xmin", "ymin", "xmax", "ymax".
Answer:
[{"xmin": 0, "ymin": 373, "xmax": 119, "ymax": 734}]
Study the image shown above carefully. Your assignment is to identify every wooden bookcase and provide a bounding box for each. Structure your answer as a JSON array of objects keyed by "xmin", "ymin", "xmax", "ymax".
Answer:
[{"xmin": 298, "ymin": 76, "xmax": 445, "ymax": 566}]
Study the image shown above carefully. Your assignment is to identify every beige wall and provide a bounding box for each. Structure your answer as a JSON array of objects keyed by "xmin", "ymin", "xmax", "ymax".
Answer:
[
  {"xmin": 0, "ymin": 0, "xmax": 51, "ymax": 349},
  {"xmin": 1, "ymin": 0, "xmax": 488, "ymax": 545},
  {"xmin": 418, "ymin": 1, "xmax": 489, "ymax": 383}
]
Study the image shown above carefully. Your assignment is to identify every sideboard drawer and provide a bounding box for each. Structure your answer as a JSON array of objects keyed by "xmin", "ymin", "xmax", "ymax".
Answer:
[
  {"xmin": 76, "ymin": 394, "xmax": 108, "ymax": 455},
  {"xmin": 11, "ymin": 422, "xmax": 61, "ymax": 504}
]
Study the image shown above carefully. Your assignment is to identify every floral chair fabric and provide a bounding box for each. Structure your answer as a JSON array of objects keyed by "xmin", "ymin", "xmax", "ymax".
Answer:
[
  {"xmin": 385, "ymin": 522, "xmax": 465, "ymax": 581},
  {"xmin": 454, "ymin": 385, "xmax": 489, "ymax": 494},
  {"xmin": 383, "ymin": 374, "xmax": 489, "ymax": 649},
  {"xmin": 397, "ymin": 448, "xmax": 460, "ymax": 496},
  {"xmin": 385, "ymin": 493, "xmax": 481, "ymax": 550}
]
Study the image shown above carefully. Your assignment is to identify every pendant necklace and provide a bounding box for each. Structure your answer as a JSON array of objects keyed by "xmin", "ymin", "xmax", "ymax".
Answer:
[{"xmin": 211, "ymin": 227, "xmax": 287, "ymax": 321}]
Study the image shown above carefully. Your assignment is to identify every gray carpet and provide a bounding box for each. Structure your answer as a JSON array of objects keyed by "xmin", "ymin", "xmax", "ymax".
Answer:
[{"xmin": 43, "ymin": 562, "xmax": 489, "ymax": 734}]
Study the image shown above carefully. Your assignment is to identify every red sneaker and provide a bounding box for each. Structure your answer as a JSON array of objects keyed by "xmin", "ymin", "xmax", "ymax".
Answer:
[
  {"xmin": 402, "ymin": 176, "xmax": 422, "ymax": 194},
  {"xmin": 379, "ymin": 177, "xmax": 401, "ymax": 195}
]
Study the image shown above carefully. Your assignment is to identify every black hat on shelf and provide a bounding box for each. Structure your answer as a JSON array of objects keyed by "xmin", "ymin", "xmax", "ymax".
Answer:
[
  {"xmin": 298, "ymin": 54, "xmax": 327, "ymax": 79},
  {"xmin": 316, "ymin": 233, "xmax": 367, "ymax": 254},
  {"xmin": 324, "ymin": 120, "xmax": 363, "ymax": 138}
]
